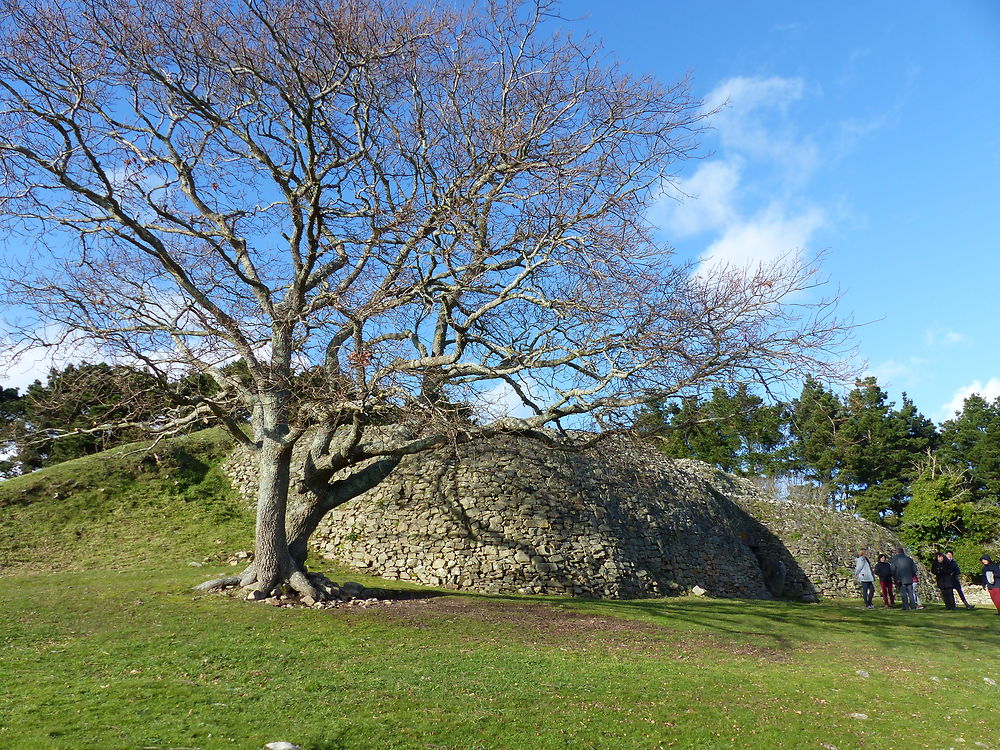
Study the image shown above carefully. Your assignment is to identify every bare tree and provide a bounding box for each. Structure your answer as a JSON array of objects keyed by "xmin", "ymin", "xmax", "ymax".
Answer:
[{"xmin": 0, "ymin": 0, "xmax": 850, "ymax": 596}]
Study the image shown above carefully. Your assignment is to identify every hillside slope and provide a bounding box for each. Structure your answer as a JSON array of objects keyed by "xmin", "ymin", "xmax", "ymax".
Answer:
[{"xmin": 0, "ymin": 429, "xmax": 251, "ymax": 575}]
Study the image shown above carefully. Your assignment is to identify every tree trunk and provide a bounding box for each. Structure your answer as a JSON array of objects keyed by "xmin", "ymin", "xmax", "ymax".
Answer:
[
  {"xmin": 196, "ymin": 421, "xmax": 402, "ymax": 598},
  {"xmin": 251, "ymin": 433, "xmax": 295, "ymax": 591},
  {"xmin": 236, "ymin": 390, "xmax": 318, "ymax": 597},
  {"xmin": 286, "ymin": 456, "xmax": 403, "ymax": 567}
]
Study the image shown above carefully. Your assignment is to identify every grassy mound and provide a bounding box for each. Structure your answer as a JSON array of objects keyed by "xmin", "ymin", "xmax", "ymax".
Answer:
[{"xmin": 0, "ymin": 428, "xmax": 252, "ymax": 574}]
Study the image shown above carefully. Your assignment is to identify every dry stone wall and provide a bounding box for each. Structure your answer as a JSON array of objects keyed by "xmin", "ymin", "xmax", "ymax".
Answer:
[{"xmin": 226, "ymin": 436, "xmax": 934, "ymax": 602}]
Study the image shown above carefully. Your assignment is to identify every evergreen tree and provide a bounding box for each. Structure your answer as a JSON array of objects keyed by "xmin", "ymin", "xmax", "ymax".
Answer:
[
  {"xmin": 787, "ymin": 376, "xmax": 934, "ymax": 521},
  {"xmin": 4, "ymin": 363, "xmax": 199, "ymax": 473},
  {"xmin": 636, "ymin": 385, "xmax": 788, "ymax": 477},
  {"xmin": 936, "ymin": 394, "xmax": 1000, "ymax": 503},
  {"xmin": 839, "ymin": 379, "xmax": 936, "ymax": 524},
  {"xmin": 788, "ymin": 376, "xmax": 846, "ymax": 504},
  {"xmin": 0, "ymin": 384, "xmax": 24, "ymax": 477}
]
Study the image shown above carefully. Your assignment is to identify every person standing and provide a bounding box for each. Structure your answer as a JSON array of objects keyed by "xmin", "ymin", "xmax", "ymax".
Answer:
[
  {"xmin": 946, "ymin": 551, "xmax": 975, "ymax": 609},
  {"xmin": 891, "ymin": 547, "xmax": 919, "ymax": 610},
  {"xmin": 912, "ymin": 573, "xmax": 925, "ymax": 609},
  {"xmin": 855, "ymin": 548, "xmax": 876, "ymax": 609},
  {"xmin": 931, "ymin": 552, "xmax": 958, "ymax": 610},
  {"xmin": 874, "ymin": 553, "xmax": 895, "ymax": 607},
  {"xmin": 981, "ymin": 555, "xmax": 1000, "ymax": 616}
]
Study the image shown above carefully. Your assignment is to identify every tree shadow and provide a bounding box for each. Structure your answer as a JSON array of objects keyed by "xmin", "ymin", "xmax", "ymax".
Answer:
[{"xmin": 417, "ymin": 439, "xmax": 816, "ymax": 602}]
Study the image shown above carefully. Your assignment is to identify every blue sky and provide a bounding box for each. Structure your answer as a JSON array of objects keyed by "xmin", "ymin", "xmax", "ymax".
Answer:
[{"xmin": 559, "ymin": 0, "xmax": 1000, "ymax": 423}]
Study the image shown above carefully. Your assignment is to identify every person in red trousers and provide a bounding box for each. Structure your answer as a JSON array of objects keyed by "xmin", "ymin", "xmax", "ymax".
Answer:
[
  {"xmin": 873, "ymin": 553, "xmax": 895, "ymax": 607},
  {"xmin": 981, "ymin": 555, "xmax": 1000, "ymax": 615}
]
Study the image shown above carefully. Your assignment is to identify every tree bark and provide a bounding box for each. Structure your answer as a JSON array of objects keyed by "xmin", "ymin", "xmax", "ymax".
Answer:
[
  {"xmin": 252, "ymin": 432, "xmax": 295, "ymax": 592},
  {"xmin": 238, "ymin": 390, "xmax": 318, "ymax": 597},
  {"xmin": 286, "ymin": 456, "xmax": 403, "ymax": 567}
]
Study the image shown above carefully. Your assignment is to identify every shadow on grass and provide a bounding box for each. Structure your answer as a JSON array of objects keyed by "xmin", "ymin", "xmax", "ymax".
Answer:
[
  {"xmin": 556, "ymin": 594, "xmax": 1000, "ymax": 653},
  {"xmin": 421, "ymin": 585, "xmax": 998, "ymax": 656}
]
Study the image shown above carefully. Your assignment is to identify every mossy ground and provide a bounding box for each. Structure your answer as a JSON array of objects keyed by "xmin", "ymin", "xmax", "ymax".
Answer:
[{"xmin": 1, "ymin": 432, "xmax": 998, "ymax": 749}]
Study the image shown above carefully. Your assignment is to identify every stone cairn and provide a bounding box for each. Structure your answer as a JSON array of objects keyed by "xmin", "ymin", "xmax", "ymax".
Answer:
[{"xmin": 225, "ymin": 435, "xmax": 935, "ymax": 602}]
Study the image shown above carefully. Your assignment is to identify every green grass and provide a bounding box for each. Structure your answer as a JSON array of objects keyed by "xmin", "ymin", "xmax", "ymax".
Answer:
[
  {"xmin": 1, "ymin": 434, "xmax": 999, "ymax": 750},
  {"xmin": 0, "ymin": 428, "xmax": 250, "ymax": 573}
]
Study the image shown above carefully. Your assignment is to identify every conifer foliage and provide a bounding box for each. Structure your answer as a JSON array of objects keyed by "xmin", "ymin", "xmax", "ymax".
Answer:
[{"xmin": 637, "ymin": 378, "xmax": 1000, "ymax": 561}]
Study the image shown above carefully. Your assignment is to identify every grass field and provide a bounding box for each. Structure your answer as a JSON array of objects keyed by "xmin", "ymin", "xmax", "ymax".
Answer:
[{"xmin": 1, "ymin": 431, "xmax": 998, "ymax": 750}]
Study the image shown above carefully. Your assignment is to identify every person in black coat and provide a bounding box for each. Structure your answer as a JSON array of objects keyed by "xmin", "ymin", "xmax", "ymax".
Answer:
[
  {"xmin": 891, "ymin": 547, "xmax": 919, "ymax": 610},
  {"xmin": 946, "ymin": 551, "xmax": 975, "ymax": 609},
  {"xmin": 873, "ymin": 553, "xmax": 895, "ymax": 607},
  {"xmin": 981, "ymin": 555, "xmax": 1000, "ymax": 615},
  {"xmin": 931, "ymin": 551, "xmax": 957, "ymax": 610}
]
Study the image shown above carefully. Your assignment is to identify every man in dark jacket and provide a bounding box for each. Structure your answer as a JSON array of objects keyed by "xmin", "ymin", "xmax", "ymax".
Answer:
[
  {"xmin": 981, "ymin": 555, "xmax": 1000, "ymax": 615},
  {"xmin": 931, "ymin": 552, "xmax": 958, "ymax": 610},
  {"xmin": 946, "ymin": 551, "xmax": 975, "ymax": 609},
  {"xmin": 891, "ymin": 547, "xmax": 919, "ymax": 610},
  {"xmin": 873, "ymin": 554, "xmax": 895, "ymax": 607}
]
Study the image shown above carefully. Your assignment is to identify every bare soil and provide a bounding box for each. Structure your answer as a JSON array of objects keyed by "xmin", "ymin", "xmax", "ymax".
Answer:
[{"xmin": 349, "ymin": 594, "xmax": 794, "ymax": 662}]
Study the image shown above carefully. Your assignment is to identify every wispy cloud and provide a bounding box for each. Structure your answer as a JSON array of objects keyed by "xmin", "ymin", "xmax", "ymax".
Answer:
[
  {"xmin": 704, "ymin": 75, "xmax": 820, "ymax": 184},
  {"xmin": 924, "ymin": 327, "xmax": 967, "ymax": 348},
  {"xmin": 0, "ymin": 324, "xmax": 107, "ymax": 391},
  {"xmin": 865, "ymin": 357, "xmax": 928, "ymax": 392},
  {"xmin": 700, "ymin": 203, "xmax": 825, "ymax": 272},
  {"xmin": 651, "ymin": 159, "xmax": 742, "ymax": 238},
  {"xmin": 937, "ymin": 377, "xmax": 1000, "ymax": 422},
  {"xmin": 652, "ymin": 75, "xmax": 829, "ymax": 275}
]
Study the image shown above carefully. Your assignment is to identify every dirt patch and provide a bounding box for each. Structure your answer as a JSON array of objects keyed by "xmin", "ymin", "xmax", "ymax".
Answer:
[
  {"xmin": 350, "ymin": 594, "xmax": 793, "ymax": 662},
  {"xmin": 388, "ymin": 595, "xmax": 661, "ymax": 633}
]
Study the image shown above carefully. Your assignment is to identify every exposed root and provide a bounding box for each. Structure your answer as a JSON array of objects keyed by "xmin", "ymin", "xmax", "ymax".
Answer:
[
  {"xmin": 197, "ymin": 561, "xmax": 325, "ymax": 601},
  {"xmin": 193, "ymin": 562, "xmax": 256, "ymax": 594},
  {"xmin": 192, "ymin": 575, "xmax": 242, "ymax": 593},
  {"xmin": 288, "ymin": 569, "xmax": 321, "ymax": 599},
  {"xmin": 238, "ymin": 563, "xmax": 258, "ymax": 588},
  {"xmin": 193, "ymin": 569, "xmax": 409, "ymax": 610}
]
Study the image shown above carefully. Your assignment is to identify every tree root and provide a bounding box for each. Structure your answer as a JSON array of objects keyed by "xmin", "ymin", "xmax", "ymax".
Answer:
[
  {"xmin": 192, "ymin": 575, "xmax": 243, "ymax": 593},
  {"xmin": 194, "ymin": 570, "xmax": 400, "ymax": 611},
  {"xmin": 194, "ymin": 563, "xmax": 324, "ymax": 601}
]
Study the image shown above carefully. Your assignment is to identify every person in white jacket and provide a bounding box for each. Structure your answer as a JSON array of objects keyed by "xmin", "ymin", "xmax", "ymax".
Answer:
[{"xmin": 855, "ymin": 548, "xmax": 876, "ymax": 609}]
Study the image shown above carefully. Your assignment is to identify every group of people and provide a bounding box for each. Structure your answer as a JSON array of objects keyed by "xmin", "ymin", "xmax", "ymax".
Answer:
[{"xmin": 854, "ymin": 546, "xmax": 1000, "ymax": 616}]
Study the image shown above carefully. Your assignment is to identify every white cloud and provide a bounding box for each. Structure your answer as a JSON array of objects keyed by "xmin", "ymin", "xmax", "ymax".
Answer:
[
  {"xmin": 705, "ymin": 76, "xmax": 806, "ymax": 127},
  {"xmin": 704, "ymin": 75, "xmax": 820, "ymax": 182},
  {"xmin": 648, "ymin": 74, "xmax": 830, "ymax": 275},
  {"xmin": 472, "ymin": 379, "xmax": 541, "ymax": 422},
  {"xmin": 698, "ymin": 203, "xmax": 825, "ymax": 272},
  {"xmin": 937, "ymin": 378, "xmax": 1000, "ymax": 422},
  {"xmin": 1, "ymin": 346, "xmax": 61, "ymax": 390},
  {"xmin": 865, "ymin": 357, "xmax": 928, "ymax": 392},
  {"xmin": 0, "ymin": 322, "xmax": 196, "ymax": 392},
  {"xmin": 0, "ymin": 324, "xmax": 109, "ymax": 391},
  {"xmin": 924, "ymin": 327, "xmax": 967, "ymax": 348},
  {"xmin": 652, "ymin": 159, "xmax": 743, "ymax": 238}
]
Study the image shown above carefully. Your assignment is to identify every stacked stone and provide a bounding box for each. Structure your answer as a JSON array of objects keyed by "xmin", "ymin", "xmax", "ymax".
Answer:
[
  {"xmin": 225, "ymin": 435, "xmax": 933, "ymax": 602},
  {"xmin": 673, "ymin": 460, "xmax": 937, "ymax": 602}
]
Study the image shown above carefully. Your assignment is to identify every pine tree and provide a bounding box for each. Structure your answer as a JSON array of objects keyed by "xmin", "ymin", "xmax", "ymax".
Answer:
[
  {"xmin": 936, "ymin": 394, "xmax": 1000, "ymax": 503},
  {"xmin": 636, "ymin": 385, "xmax": 788, "ymax": 477},
  {"xmin": 788, "ymin": 376, "xmax": 847, "ymax": 505},
  {"xmin": 6, "ymin": 363, "xmax": 190, "ymax": 472},
  {"xmin": 839, "ymin": 379, "xmax": 936, "ymax": 524}
]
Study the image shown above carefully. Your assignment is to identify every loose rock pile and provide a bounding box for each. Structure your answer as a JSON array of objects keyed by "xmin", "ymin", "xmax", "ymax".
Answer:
[{"xmin": 206, "ymin": 568, "xmax": 410, "ymax": 610}]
